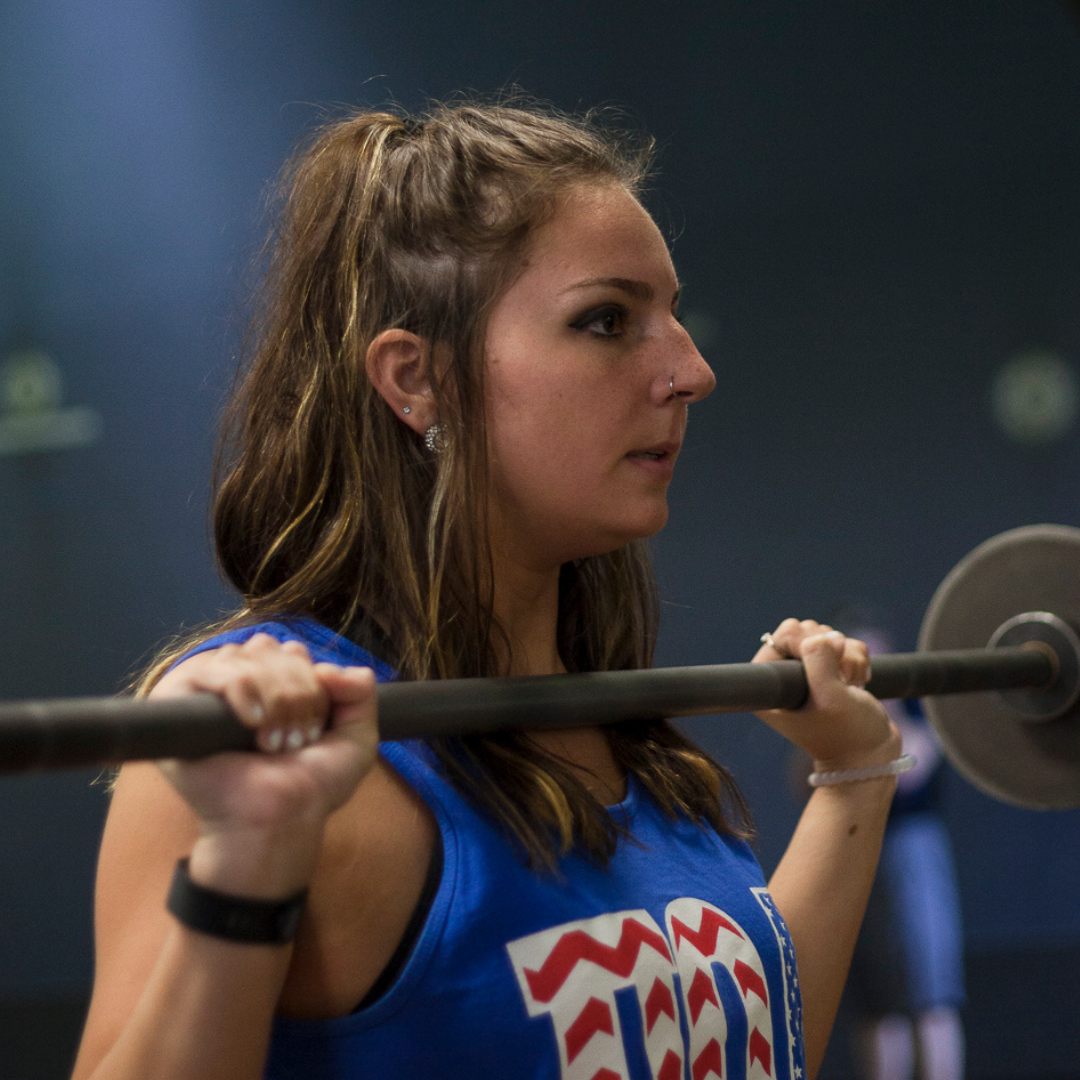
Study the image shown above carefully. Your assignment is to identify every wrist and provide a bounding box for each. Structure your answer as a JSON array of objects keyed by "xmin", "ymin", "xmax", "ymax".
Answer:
[
  {"xmin": 167, "ymin": 858, "xmax": 307, "ymax": 945},
  {"xmin": 808, "ymin": 753, "xmax": 916, "ymax": 788},
  {"xmin": 810, "ymin": 725, "xmax": 903, "ymax": 776},
  {"xmin": 188, "ymin": 822, "xmax": 325, "ymax": 900}
]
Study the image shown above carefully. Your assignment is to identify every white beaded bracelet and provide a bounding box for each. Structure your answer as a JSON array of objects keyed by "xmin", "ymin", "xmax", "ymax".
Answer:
[{"xmin": 808, "ymin": 753, "xmax": 917, "ymax": 788}]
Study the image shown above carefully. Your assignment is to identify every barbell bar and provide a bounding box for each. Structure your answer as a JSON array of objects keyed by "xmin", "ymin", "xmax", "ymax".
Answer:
[
  {"xmin": 0, "ymin": 645, "xmax": 1056, "ymax": 772},
  {"xmin": 1, "ymin": 524, "xmax": 1080, "ymax": 809}
]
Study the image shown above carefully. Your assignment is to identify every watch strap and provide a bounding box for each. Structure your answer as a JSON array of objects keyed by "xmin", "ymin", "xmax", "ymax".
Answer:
[{"xmin": 166, "ymin": 858, "xmax": 307, "ymax": 945}]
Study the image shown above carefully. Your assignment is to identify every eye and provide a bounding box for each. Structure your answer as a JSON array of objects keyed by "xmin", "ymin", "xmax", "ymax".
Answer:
[{"xmin": 571, "ymin": 304, "xmax": 628, "ymax": 339}]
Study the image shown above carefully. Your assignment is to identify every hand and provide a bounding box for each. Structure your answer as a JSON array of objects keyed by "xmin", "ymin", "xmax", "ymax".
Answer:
[
  {"xmin": 754, "ymin": 619, "xmax": 900, "ymax": 770},
  {"xmin": 149, "ymin": 635, "xmax": 380, "ymax": 889},
  {"xmin": 887, "ymin": 706, "xmax": 942, "ymax": 792}
]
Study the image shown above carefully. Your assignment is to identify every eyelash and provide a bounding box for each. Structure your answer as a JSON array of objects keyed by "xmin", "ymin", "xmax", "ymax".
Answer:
[
  {"xmin": 571, "ymin": 304, "xmax": 630, "ymax": 339},
  {"xmin": 570, "ymin": 304, "xmax": 678, "ymax": 336}
]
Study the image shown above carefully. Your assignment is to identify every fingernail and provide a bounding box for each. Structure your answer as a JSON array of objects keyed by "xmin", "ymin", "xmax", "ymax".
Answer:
[
  {"xmin": 307, "ymin": 723, "xmax": 322, "ymax": 744},
  {"xmin": 827, "ymin": 630, "xmax": 843, "ymax": 640},
  {"xmin": 285, "ymin": 727, "xmax": 305, "ymax": 750},
  {"xmin": 250, "ymin": 702, "xmax": 264, "ymax": 724},
  {"xmin": 262, "ymin": 728, "xmax": 284, "ymax": 752}
]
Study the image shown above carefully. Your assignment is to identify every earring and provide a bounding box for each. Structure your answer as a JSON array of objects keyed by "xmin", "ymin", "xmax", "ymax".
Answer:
[{"xmin": 424, "ymin": 422, "xmax": 446, "ymax": 454}]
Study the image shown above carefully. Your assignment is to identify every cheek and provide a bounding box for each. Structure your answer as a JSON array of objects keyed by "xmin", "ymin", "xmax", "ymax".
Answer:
[
  {"xmin": 489, "ymin": 371, "xmax": 576, "ymax": 453},
  {"xmin": 489, "ymin": 405, "xmax": 580, "ymax": 502},
  {"xmin": 483, "ymin": 348, "xmax": 643, "ymax": 516}
]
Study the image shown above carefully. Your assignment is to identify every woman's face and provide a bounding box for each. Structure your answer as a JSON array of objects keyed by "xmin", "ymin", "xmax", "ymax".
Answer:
[{"xmin": 483, "ymin": 183, "xmax": 715, "ymax": 568}]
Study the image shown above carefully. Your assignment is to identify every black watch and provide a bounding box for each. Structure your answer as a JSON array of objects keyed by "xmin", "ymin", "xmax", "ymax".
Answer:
[{"xmin": 166, "ymin": 859, "xmax": 307, "ymax": 945}]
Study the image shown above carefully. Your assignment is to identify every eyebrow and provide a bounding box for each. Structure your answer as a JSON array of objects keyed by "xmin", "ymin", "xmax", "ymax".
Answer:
[{"xmin": 565, "ymin": 277, "xmax": 682, "ymax": 306}]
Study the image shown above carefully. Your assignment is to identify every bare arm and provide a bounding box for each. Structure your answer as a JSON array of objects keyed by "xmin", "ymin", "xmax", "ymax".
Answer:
[
  {"xmin": 72, "ymin": 636, "xmax": 380, "ymax": 1080},
  {"xmin": 754, "ymin": 621, "xmax": 902, "ymax": 1080},
  {"xmin": 768, "ymin": 765, "xmax": 897, "ymax": 1080}
]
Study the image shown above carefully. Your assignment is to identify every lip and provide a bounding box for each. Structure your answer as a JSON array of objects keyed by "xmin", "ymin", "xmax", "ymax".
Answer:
[{"xmin": 625, "ymin": 440, "xmax": 681, "ymax": 478}]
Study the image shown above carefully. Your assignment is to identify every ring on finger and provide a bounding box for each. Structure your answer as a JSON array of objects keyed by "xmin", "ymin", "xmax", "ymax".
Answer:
[{"xmin": 760, "ymin": 632, "xmax": 792, "ymax": 658}]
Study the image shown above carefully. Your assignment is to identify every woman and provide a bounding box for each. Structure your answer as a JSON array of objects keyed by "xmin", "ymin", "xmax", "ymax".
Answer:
[{"xmin": 72, "ymin": 101, "xmax": 903, "ymax": 1080}]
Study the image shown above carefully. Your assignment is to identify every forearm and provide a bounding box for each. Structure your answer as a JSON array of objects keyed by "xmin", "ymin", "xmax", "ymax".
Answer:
[
  {"xmin": 75, "ymin": 927, "xmax": 293, "ymax": 1080},
  {"xmin": 767, "ymin": 774, "xmax": 896, "ymax": 1080},
  {"xmin": 75, "ymin": 821, "xmax": 325, "ymax": 1080}
]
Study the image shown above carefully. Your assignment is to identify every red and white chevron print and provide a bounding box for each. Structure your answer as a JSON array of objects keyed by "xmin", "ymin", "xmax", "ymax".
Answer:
[
  {"xmin": 507, "ymin": 909, "xmax": 684, "ymax": 1080},
  {"xmin": 666, "ymin": 899, "xmax": 774, "ymax": 1080},
  {"xmin": 507, "ymin": 898, "xmax": 777, "ymax": 1080}
]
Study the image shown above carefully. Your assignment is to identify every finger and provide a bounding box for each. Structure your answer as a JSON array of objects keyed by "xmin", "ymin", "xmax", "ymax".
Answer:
[
  {"xmin": 314, "ymin": 663, "xmax": 374, "ymax": 693},
  {"xmin": 800, "ymin": 630, "xmax": 850, "ymax": 708},
  {"xmin": 190, "ymin": 662, "xmax": 268, "ymax": 731},
  {"xmin": 779, "ymin": 619, "xmax": 832, "ymax": 657},
  {"xmin": 267, "ymin": 672, "xmax": 328, "ymax": 749},
  {"xmin": 796, "ymin": 620, "xmax": 832, "ymax": 649},
  {"xmin": 755, "ymin": 617, "xmax": 803, "ymax": 660},
  {"xmin": 305, "ymin": 666, "xmax": 379, "ymax": 772},
  {"xmin": 151, "ymin": 641, "xmax": 324, "ymax": 753},
  {"xmin": 839, "ymin": 637, "xmax": 871, "ymax": 688},
  {"xmin": 240, "ymin": 631, "xmax": 288, "ymax": 654},
  {"xmin": 236, "ymin": 640, "xmax": 329, "ymax": 748},
  {"xmin": 280, "ymin": 639, "xmax": 313, "ymax": 660},
  {"xmin": 213, "ymin": 640, "xmax": 327, "ymax": 751},
  {"xmin": 314, "ymin": 665, "xmax": 378, "ymax": 728}
]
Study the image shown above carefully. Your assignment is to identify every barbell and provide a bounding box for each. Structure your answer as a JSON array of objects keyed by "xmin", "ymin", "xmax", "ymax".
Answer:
[{"xmin": 2, "ymin": 524, "xmax": 1080, "ymax": 810}]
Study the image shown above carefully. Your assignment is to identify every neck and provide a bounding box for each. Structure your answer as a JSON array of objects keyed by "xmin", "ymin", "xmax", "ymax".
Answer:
[
  {"xmin": 490, "ymin": 551, "xmax": 565, "ymax": 676},
  {"xmin": 488, "ymin": 542, "xmax": 625, "ymax": 803}
]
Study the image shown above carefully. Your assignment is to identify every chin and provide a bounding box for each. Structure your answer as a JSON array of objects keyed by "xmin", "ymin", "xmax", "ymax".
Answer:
[
  {"xmin": 575, "ymin": 509, "xmax": 670, "ymax": 559},
  {"xmin": 632, "ymin": 501, "xmax": 670, "ymax": 539},
  {"xmin": 632, "ymin": 516, "xmax": 669, "ymax": 542}
]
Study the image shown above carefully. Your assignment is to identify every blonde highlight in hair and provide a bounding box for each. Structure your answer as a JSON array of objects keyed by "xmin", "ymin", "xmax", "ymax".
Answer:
[{"xmin": 140, "ymin": 98, "xmax": 750, "ymax": 868}]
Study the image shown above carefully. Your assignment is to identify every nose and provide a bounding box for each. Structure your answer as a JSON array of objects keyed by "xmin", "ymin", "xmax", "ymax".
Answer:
[{"xmin": 664, "ymin": 325, "xmax": 716, "ymax": 404}]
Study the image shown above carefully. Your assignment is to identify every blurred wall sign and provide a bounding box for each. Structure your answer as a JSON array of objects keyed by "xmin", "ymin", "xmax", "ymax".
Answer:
[
  {"xmin": 991, "ymin": 348, "xmax": 1079, "ymax": 445},
  {"xmin": 0, "ymin": 349, "xmax": 103, "ymax": 457}
]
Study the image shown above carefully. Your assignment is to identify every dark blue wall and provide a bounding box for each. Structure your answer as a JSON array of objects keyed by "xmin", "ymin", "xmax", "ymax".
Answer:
[{"xmin": 1, "ymin": 2, "xmax": 1078, "ymax": 1075}]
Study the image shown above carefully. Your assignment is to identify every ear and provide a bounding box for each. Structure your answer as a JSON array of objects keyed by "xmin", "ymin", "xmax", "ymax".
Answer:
[{"xmin": 365, "ymin": 329, "xmax": 436, "ymax": 436}]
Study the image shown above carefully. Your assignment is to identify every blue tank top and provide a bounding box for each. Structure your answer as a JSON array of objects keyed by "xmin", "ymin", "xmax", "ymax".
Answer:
[{"xmin": 186, "ymin": 619, "xmax": 806, "ymax": 1080}]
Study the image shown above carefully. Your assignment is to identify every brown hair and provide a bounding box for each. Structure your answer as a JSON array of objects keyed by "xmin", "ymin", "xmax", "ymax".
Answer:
[{"xmin": 142, "ymin": 99, "xmax": 751, "ymax": 868}]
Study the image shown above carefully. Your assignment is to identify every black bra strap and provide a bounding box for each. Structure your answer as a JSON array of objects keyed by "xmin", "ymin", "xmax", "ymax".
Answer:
[{"xmin": 352, "ymin": 829, "xmax": 444, "ymax": 1012}]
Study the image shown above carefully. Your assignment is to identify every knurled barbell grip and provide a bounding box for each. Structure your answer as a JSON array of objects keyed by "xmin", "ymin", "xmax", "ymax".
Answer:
[{"xmin": 0, "ymin": 646, "xmax": 1055, "ymax": 773}]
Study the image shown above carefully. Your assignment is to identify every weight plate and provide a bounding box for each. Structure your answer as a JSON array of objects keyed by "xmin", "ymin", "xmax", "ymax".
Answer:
[{"xmin": 919, "ymin": 524, "xmax": 1080, "ymax": 809}]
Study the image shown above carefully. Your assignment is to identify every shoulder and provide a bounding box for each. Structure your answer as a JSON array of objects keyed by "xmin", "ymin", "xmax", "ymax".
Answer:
[{"xmin": 176, "ymin": 617, "xmax": 398, "ymax": 682}]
